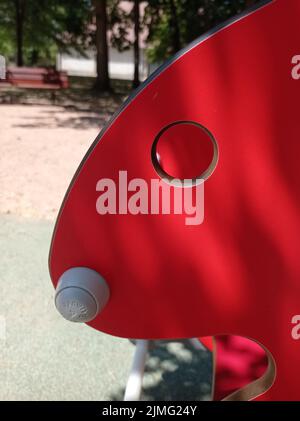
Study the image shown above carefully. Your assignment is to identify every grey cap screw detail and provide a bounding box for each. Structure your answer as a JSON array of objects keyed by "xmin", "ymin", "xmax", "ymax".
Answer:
[{"xmin": 55, "ymin": 267, "xmax": 110, "ymax": 323}]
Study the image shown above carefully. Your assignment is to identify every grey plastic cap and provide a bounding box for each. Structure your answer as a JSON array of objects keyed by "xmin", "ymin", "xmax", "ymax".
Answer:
[{"xmin": 55, "ymin": 267, "xmax": 110, "ymax": 323}]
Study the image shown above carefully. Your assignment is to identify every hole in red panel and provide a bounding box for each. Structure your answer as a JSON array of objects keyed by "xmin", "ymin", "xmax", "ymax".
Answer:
[
  {"xmin": 151, "ymin": 121, "xmax": 218, "ymax": 186},
  {"xmin": 212, "ymin": 335, "xmax": 274, "ymax": 401}
]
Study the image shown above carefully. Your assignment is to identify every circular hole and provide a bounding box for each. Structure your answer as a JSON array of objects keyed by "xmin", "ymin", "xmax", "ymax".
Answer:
[{"xmin": 151, "ymin": 121, "xmax": 218, "ymax": 186}]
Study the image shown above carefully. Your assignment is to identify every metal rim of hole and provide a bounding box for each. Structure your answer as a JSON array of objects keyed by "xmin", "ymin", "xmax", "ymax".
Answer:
[{"xmin": 151, "ymin": 120, "xmax": 219, "ymax": 187}]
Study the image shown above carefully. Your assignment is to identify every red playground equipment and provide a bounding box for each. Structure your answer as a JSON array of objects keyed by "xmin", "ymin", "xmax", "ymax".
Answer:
[{"xmin": 49, "ymin": 0, "xmax": 300, "ymax": 400}]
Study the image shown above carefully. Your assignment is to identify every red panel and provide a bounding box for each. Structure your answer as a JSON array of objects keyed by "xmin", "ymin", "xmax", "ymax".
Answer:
[{"xmin": 49, "ymin": 0, "xmax": 300, "ymax": 399}]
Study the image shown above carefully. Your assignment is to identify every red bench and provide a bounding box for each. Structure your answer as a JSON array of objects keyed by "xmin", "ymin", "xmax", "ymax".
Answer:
[{"xmin": 0, "ymin": 67, "xmax": 69, "ymax": 89}]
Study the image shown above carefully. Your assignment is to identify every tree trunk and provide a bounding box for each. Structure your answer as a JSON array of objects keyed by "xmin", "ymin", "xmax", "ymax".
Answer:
[
  {"xmin": 15, "ymin": 0, "xmax": 25, "ymax": 67},
  {"xmin": 94, "ymin": 0, "xmax": 110, "ymax": 91},
  {"xmin": 169, "ymin": 0, "xmax": 181, "ymax": 54},
  {"xmin": 133, "ymin": 0, "xmax": 140, "ymax": 89}
]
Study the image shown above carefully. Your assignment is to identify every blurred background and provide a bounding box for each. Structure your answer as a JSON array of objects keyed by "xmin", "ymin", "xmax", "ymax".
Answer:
[{"xmin": 0, "ymin": 0, "xmax": 259, "ymax": 401}]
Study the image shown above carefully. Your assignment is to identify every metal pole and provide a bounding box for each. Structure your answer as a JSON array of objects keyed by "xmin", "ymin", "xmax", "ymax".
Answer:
[{"xmin": 124, "ymin": 340, "xmax": 149, "ymax": 401}]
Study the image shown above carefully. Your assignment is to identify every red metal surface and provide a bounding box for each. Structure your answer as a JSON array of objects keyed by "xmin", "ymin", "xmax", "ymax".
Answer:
[{"xmin": 49, "ymin": 0, "xmax": 300, "ymax": 399}]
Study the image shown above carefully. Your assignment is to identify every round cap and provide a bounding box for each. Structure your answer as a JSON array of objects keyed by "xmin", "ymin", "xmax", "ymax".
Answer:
[{"xmin": 55, "ymin": 267, "xmax": 110, "ymax": 323}]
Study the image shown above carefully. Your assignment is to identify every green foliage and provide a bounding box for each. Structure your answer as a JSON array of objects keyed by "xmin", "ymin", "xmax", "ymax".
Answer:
[
  {"xmin": 0, "ymin": 0, "xmax": 91, "ymax": 66},
  {"xmin": 144, "ymin": 0, "xmax": 261, "ymax": 63},
  {"xmin": 0, "ymin": 1, "xmax": 15, "ymax": 58},
  {"xmin": 109, "ymin": 0, "xmax": 132, "ymax": 52}
]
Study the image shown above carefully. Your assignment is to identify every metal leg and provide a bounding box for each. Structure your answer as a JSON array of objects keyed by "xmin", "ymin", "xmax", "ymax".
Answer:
[
  {"xmin": 124, "ymin": 340, "xmax": 149, "ymax": 401},
  {"xmin": 124, "ymin": 338, "xmax": 207, "ymax": 401}
]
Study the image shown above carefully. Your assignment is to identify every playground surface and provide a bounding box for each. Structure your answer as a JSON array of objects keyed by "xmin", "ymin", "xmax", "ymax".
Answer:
[{"xmin": 0, "ymin": 102, "xmax": 212, "ymax": 400}]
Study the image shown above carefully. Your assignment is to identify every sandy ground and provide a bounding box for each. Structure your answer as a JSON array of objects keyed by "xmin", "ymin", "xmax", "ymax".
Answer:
[
  {"xmin": 0, "ymin": 103, "xmax": 212, "ymax": 400},
  {"xmin": 0, "ymin": 104, "xmax": 106, "ymax": 221}
]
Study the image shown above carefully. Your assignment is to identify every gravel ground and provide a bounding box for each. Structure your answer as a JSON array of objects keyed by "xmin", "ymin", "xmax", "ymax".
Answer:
[{"xmin": 0, "ymin": 102, "xmax": 212, "ymax": 400}]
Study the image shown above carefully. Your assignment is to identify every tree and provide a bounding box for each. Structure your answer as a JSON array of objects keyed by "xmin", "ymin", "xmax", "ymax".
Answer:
[
  {"xmin": 0, "ymin": 0, "xmax": 91, "ymax": 67},
  {"xmin": 1, "ymin": 0, "xmax": 113, "ymax": 91},
  {"xmin": 109, "ymin": 0, "xmax": 142, "ymax": 88},
  {"xmin": 93, "ymin": 0, "xmax": 110, "ymax": 91},
  {"xmin": 15, "ymin": 0, "xmax": 25, "ymax": 66},
  {"xmin": 0, "ymin": 1, "xmax": 16, "ymax": 61},
  {"xmin": 133, "ymin": 0, "xmax": 140, "ymax": 88},
  {"xmin": 169, "ymin": 0, "xmax": 181, "ymax": 53}
]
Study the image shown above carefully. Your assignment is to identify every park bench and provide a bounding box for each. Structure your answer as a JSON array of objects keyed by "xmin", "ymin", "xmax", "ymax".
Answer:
[{"xmin": 0, "ymin": 67, "xmax": 68, "ymax": 89}]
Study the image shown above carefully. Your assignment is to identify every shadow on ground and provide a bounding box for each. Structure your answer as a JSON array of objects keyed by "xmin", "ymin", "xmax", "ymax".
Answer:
[
  {"xmin": 11, "ymin": 109, "xmax": 110, "ymax": 130},
  {"xmin": 0, "ymin": 77, "xmax": 127, "ymax": 113},
  {"xmin": 0, "ymin": 83, "xmax": 125, "ymax": 130},
  {"xmin": 111, "ymin": 340, "xmax": 212, "ymax": 401}
]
